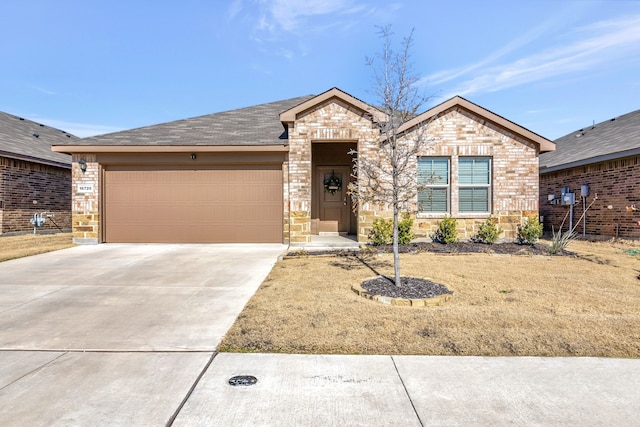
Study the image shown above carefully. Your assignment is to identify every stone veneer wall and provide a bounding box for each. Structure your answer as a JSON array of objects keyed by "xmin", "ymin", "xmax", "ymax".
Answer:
[
  {"xmin": 540, "ymin": 154, "xmax": 640, "ymax": 239},
  {"xmin": 71, "ymin": 154, "xmax": 100, "ymax": 244},
  {"xmin": 0, "ymin": 156, "xmax": 71, "ymax": 234},
  {"xmin": 286, "ymin": 99, "xmax": 380, "ymax": 243},
  {"xmin": 358, "ymin": 108, "xmax": 541, "ymax": 241}
]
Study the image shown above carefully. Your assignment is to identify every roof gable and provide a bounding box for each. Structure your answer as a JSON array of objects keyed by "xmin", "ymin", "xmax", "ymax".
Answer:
[
  {"xmin": 0, "ymin": 112, "xmax": 75, "ymax": 167},
  {"xmin": 540, "ymin": 108, "xmax": 640, "ymax": 172},
  {"xmin": 279, "ymin": 87, "xmax": 387, "ymax": 123},
  {"xmin": 397, "ymin": 96, "xmax": 555, "ymax": 153}
]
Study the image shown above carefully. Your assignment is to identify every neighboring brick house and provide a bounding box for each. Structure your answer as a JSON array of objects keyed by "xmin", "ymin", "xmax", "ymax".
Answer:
[
  {"xmin": 0, "ymin": 112, "xmax": 75, "ymax": 234},
  {"xmin": 540, "ymin": 109, "xmax": 640, "ymax": 239},
  {"xmin": 52, "ymin": 87, "xmax": 554, "ymax": 244}
]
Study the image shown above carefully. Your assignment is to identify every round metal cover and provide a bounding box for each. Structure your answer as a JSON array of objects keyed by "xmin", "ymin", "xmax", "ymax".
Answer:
[{"xmin": 228, "ymin": 375, "xmax": 258, "ymax": 386}]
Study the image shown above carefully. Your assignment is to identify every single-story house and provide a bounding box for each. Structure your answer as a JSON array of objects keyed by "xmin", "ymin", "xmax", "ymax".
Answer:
[
  {"xmin": 0, "ymin": 111, "xmax": 75, "ymax": 234},
  {"xmin": 540, "ymin": 109, "xmax": 640, "ymax": 239},
  {"xmin": 52, "ymin": 87, "xmax": 554, "ymax": 245}
]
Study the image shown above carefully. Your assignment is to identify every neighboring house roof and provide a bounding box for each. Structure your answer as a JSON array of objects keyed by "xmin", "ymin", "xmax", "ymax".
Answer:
[
  {"xmin": 53, "ymin": 95, "xmax": 315, "ymax": 153},
  {"xmin": 280, "ymin": 87, "xmax": 387, "ymax": 123},
  {"xmin": 539, "ymin": 108, "xmax": 640, "ymax": 173},
  {"xmin": 0, "ymin": 112, "xmax": 75, "ymax": 168},
  {"xmin": 398, "ymin": 96, "xmax": 556, "ymax": 153}
]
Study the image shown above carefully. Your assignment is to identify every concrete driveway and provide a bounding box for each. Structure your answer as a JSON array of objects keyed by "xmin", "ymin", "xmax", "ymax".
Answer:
[{"xmin": 0, "ymin": 243, "xmax": 285, "ymax": 425}]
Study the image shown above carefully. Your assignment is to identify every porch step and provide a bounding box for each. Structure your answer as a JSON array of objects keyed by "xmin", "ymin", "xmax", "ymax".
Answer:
[{"xmin": 290, "ymin": 235, "xmax": 361, "ymax": 250}]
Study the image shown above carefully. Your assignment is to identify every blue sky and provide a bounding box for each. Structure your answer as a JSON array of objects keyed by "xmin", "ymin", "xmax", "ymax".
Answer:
[{"xmin": 1, "ymin": 0, "xmax": 639, "ymax": 139}]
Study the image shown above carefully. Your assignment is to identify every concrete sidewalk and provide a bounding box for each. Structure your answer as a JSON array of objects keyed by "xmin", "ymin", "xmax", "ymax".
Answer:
[{"xmin": 174, "ymin": 353, "xmax": 640, "ymax": 426}]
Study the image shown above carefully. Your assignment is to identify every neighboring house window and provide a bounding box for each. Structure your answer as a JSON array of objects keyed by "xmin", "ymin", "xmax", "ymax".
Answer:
[
  {"xmin": 418, "ymin": 157, "xmax": 449, "ymax": 213},
  {"xmin": 458, "ymin": 157, "xmax": 491, "ymax": 213}
]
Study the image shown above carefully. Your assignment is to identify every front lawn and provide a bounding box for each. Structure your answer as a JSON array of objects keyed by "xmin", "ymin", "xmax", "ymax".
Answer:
[
  {"xmin": 0, "ymin": 232, "xmax": 74, "ymax": 262},
  {"xmin": 219, "ymin": 239, "xmax": 640, "ymax": 357}
]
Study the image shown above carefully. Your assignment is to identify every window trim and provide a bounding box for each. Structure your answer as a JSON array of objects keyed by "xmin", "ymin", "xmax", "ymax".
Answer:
[
  {"xmin": 458, "ymin": 157, "xmax": 492, "ymax": 214},
  {"xmin": 417, "ymin": 157, "xmax": 450, "ymax": 214}
]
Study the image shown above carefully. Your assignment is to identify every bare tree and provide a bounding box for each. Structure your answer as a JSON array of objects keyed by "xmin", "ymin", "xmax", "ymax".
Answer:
[{"xmin": 348, "ymin": 26, "xmax": 432, "ymax": 287}]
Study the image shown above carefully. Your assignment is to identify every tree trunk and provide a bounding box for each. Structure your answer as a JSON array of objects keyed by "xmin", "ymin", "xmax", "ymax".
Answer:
[{"xmin": 393, "ymin": 205, "xmax": 400, "ymax": 287}]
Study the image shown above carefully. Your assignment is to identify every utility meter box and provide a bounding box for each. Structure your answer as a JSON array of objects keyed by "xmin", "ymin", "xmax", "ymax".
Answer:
[{"xmin": 562, "ymin": 192, "xmax": 575, "ymax": 206}]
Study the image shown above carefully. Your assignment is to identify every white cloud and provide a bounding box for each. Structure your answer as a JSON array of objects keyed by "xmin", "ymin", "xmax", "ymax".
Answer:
[
  {"xmin": 265, "ymin": 0, "xmax": 366, "ymax": 32},
  {"xmin": 238, "ymin": 0, "xmax": 371, "ymax": 58},
  {"xmin": 429, "ymin": 13, "xmax": 640, "ymax": 100},
  {"xmin": 28, "ymin": 85, "xmax": 56, "ymax": 96}
]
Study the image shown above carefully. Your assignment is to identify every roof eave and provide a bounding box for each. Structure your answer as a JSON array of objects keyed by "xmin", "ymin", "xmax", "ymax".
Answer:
[
  {"xmin": 279, "ymin": 87, "xmax": 387, "ymax": 123},
  {"xmin": 51, "ymin": 144, "xmax": 290, "ymax": 155},
  {"xmin": 0, "ymin": 150, "xmax": 71, "ymax": 169},
  {"xmin": 540, "ymin": 147, "xmax": 640, "ymax": 174}
]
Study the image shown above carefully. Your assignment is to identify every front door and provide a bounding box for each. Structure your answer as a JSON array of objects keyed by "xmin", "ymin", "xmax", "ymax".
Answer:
[{"xmin": 317, "ymin": 166, "xmax": 351, "ymax": 234}]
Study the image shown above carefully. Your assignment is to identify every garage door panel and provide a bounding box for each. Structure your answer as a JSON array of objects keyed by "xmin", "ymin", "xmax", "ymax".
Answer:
[{"xmin": 104, "ymin": 166, "xmax": 283, "ymax": 243}]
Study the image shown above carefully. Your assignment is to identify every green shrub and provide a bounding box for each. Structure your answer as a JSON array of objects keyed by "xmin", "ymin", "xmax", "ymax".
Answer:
[
  {"xmin": 397, "ymin": 213, "xmax": 415, "ymax": 245},
  {"xmin": 471, "ymin": 217, "xmax": 503, "ymax": 244},
  {"xmin": 369, "ymin": 214, "xmax": 414, "ymax": 246},
  {"xmin": 431, "ymin": 216, "xmax": 458, "ymax": 244},
  {"xmin": 517, "ymin": 217, "xmax": 543, "ymax": 245},
  {"xmin": 369, "ymin": 217, "xmax": 393, "ymax": 246}
]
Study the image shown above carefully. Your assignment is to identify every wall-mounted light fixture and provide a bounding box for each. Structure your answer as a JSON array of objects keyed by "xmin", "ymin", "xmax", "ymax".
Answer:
[
  {"xmin": 190, "ymin": 153, "xmax": 197, "ymax": 160},
  {"xmin": 79, "ymin": 159, "xmax": 87, "ymax": 173}
]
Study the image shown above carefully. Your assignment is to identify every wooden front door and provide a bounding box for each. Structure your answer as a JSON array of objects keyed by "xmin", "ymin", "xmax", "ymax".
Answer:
[{"xmin": 317, "ymin": 166, "xmax": 351, "ymax": 234}]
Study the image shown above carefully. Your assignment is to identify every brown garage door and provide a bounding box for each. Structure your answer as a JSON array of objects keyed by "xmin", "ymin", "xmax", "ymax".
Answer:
[{"xmin": 104, "ymin": 165, "xmax": 283, "ymax": 243}]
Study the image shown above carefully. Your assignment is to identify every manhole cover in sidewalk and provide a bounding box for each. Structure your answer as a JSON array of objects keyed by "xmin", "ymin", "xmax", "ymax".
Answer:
[{"xmin": 228, "ymin": 375, "xmax": 258, "ymax": 386}]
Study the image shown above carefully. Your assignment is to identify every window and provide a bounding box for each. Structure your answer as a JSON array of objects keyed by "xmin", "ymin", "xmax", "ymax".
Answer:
[
  {"xmin": 459, "ymin": 157, "xmax": 491, "ymax": 213},
  {"xmin": 417, "ymin": 157, "xmax": 449, "ymax": 212}
]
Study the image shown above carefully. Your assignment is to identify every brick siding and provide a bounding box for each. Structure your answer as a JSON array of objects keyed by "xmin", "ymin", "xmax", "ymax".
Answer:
[
  {"xmin": 71, "ymin": 154, "xmax": 100, "ymax": 243},
  {"xmin": 287, "ymin": 98, "xmax": 379, "ymax": 243},
  {"xmin": 540, "ymin": 154, "xmax": 640, "ymax": 239},
  {"xmin": 0, "ymin": 156, "xmax": 71, "ymax": 234},
  {"xmin": 288, "ymin": 103, "xmax": 541, "ymax": 243}
]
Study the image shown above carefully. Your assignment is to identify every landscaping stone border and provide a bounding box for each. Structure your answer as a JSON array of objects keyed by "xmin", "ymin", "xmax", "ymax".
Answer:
[{"xmin": 351, "ymin": 282, "xmax": 454, "ymax": 307}]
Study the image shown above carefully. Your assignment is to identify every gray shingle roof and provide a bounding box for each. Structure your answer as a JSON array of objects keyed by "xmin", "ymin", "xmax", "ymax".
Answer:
[
  {"xmin": 0, "ymin": 112, "xmax": 75, "ymax": 167},
  {"xmin": 540, "ymin": 109, "xmax": 640, "ymax": 172},
  {"xmin": 61, "ymin": 95, "xmax": 316, "ymax": 146}
]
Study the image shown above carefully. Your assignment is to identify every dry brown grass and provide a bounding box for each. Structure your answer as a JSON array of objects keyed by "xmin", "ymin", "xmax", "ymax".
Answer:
[
  {"xmin": 220, "ymin": 239, "xmax": 640, "ymax": 357},
  {"xmin": 0, "ymin": 232, "xmax": 74, "ymax": 262}
]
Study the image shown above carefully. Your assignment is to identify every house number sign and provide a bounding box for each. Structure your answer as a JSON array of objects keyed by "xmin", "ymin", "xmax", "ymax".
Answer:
[{"xmin": 78, "ymin": 184, "xmax": 94, "ymax": 193}]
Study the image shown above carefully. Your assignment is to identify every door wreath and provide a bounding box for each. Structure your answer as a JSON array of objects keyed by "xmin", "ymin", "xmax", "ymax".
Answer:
[{"xmin": 324, "ymin": 172, "xmax": 342, "ymax": 194}]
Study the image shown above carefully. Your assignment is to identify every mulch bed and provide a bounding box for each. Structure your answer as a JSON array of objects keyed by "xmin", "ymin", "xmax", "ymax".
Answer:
[
  {"xmin": 361, "ymin": 276, "xmax": 454, "ymax": 299},
  {"xmin": 374, "ymin": 241, "xmax": 554, "ymax": 256},
  {"xmin": 286, "ymin": 241, "xmax": 563, "ymax": 257}
]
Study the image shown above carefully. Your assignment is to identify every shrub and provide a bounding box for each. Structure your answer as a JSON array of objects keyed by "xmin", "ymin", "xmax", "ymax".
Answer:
[
  {"xmin": 369, "ymin": 214, "xmax": 414, "ymax": 246},
  {"xmin": 471, "ymin": 217, "xmax": 503, "ymax": 244},
  {"xmin": 369, "ymin": 217, "xmax": 393, "ymax": 246},
  {"xmin": 397, "ymin": 213, "xmax": 415, "ymax": 245},
  {"xmin": 517, "ymin": 217, "xmax": 543, "ymax": 245},
  {"xmin": 548, "ymin": 228, "xmax": 576, "ymax": 254},
  {"xmin": 431, "ymin": 216, "xmax": 458, "ymax": 244}
]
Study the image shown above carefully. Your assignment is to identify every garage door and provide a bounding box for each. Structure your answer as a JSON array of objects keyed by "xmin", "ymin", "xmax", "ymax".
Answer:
[{"xmin": 104, "ymin": 165, "xmax": 283, "ymax": 243}]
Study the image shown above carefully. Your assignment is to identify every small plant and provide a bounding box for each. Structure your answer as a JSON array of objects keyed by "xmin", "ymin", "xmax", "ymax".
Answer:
[
  {"xmin": 517, "ymin": 217, "xmax": 543, "ymax": 245},
  {"xmin": 369, "ymin": 214, "xmax": 414, "ymax": 246},
  {"xmin": 369, "ymin": 217, "xmax": 393, "ymax": 246},
  {"xmin": 548, "ymin": 194, "xmax": 598, "ymax": 254},
  {"xmin": 431, "ymin": 216, "xmax": 458, "ymax": 244},
  {"xmin": 471, "ymin": 217, "xmax": 503, "ymax": 244},
  {"xmin": 548, "ymin": 228, "xmax": 576, "ymax": 254},
  {"xmin": 397, "ymin": 213, "xmax": 414, "ymax": 245}
]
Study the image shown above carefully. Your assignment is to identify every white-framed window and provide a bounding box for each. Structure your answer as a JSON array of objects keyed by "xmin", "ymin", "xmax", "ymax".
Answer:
[
  {"xmin": 417, "ymin": 157, "xmax": 449, "ymax": 213},
  {"xmin": 458, "ymin": 157, "xmax": 491, "ymax": 213}
]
